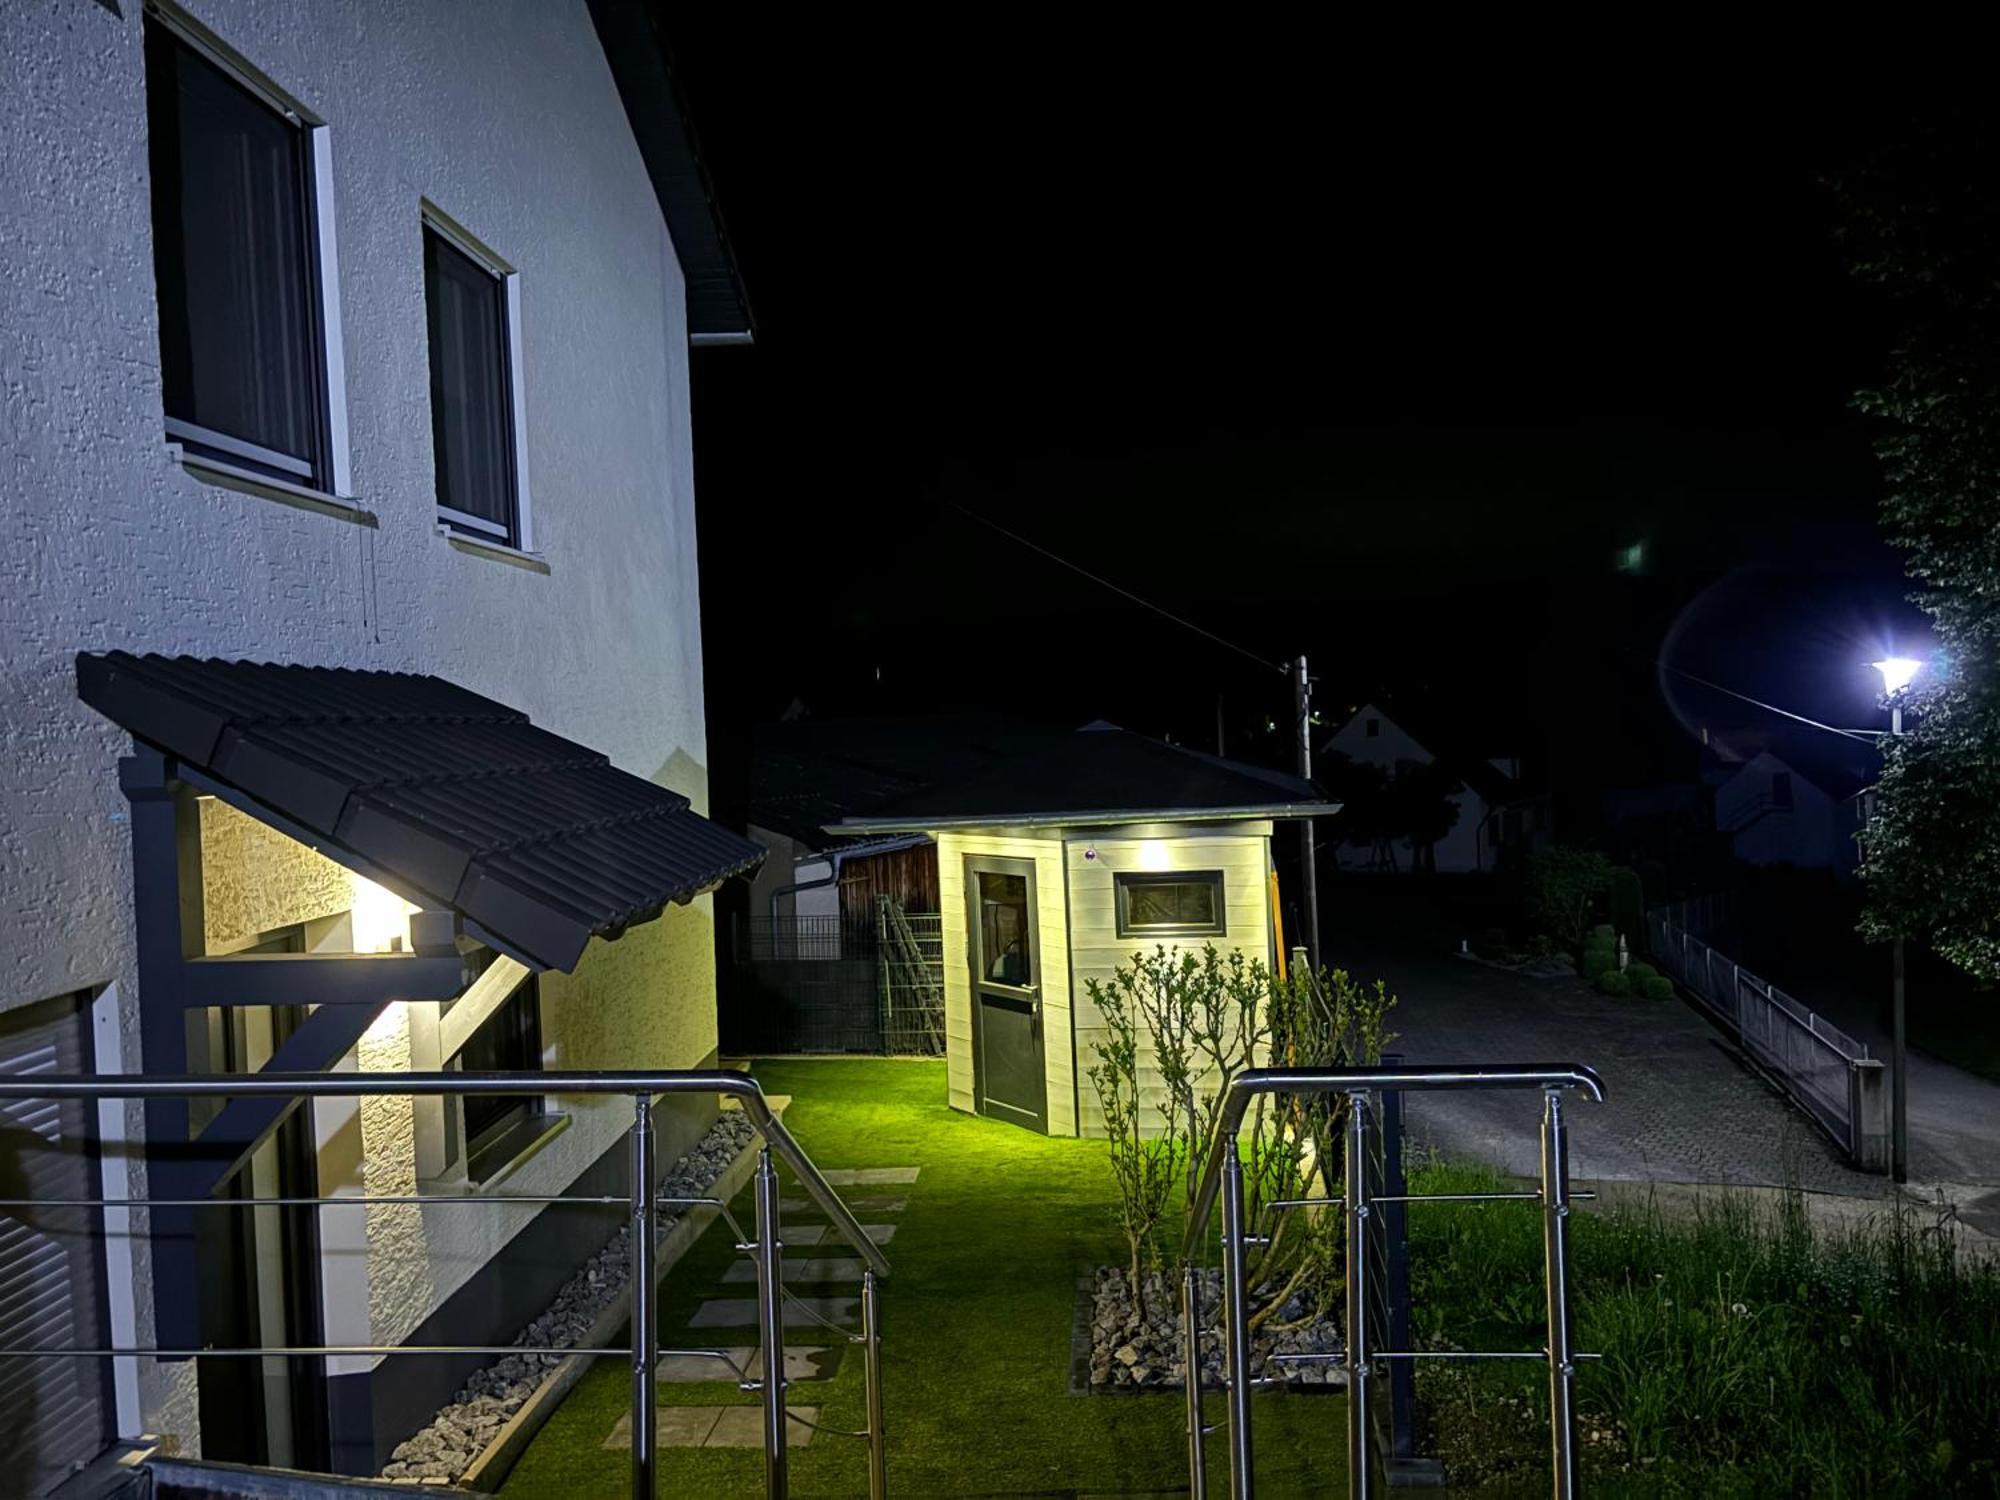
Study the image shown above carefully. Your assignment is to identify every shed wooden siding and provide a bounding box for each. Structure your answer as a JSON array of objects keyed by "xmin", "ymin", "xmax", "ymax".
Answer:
[
  {"xmin": 1066, "ymin": 824, "xmax": 1275, "ymax": 1138},
  {"xmin": 936, "ymin": 830, "xmax": 1076, "ymax": 1134}
]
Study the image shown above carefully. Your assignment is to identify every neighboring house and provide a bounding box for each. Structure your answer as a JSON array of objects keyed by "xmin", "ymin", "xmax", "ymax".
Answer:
[
  {"xmin": 1319, "ymin": 702, "xmax": 1547, "ymax": 873},
  {"xmin": 831, "ymin": 726, "xmax": 1332, "ymax": 1137},
  {"xmin": 1712, "ymin": 750, "xmax": 1866, "ymax": 873},
  {"xmin": 0, "ymin": 2, "xmax": 759, "ymax": 1486}
]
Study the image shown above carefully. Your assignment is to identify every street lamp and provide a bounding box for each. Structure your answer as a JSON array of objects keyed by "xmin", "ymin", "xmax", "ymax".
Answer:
[{"xmin": 1870, "ymin": 654, "xmax": 1923, "ymax": 1184}]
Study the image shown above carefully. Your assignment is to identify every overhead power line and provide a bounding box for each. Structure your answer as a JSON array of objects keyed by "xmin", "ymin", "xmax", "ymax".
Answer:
[
  {"xmin": 948, "ymin": 502, "xmax": 1287, "ymax": 675},
  {"xmin": 1651, "ymin": 659, "xmax": 1881, "ymax": 743}
]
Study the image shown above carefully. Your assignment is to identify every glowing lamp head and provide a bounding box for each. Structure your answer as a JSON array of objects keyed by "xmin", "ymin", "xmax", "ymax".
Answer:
[{"xmin": 1871, "ymin": 657, "xmax": 1923, "ymax": 696}]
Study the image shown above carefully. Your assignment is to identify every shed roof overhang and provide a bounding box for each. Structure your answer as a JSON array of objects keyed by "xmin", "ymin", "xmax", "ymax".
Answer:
[
  {"xmin": 78, "ymin": 652, "xmax": 765, "ymax": 971},
  {"xmin": 829, "ymin": 802, "xmax": 1335, "ymax": 836}
]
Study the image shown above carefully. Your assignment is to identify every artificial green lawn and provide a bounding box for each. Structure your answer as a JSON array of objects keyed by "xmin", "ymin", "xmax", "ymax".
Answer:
[{"xmin": 502, "ymin": 1057, "xmax": 1349, "ymax": 1497}]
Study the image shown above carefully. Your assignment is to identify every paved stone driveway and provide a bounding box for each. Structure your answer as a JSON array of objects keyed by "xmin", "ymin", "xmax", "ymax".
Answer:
[{"xmin": 1339, "ymin": 939, "xmax": 2000, "ymax": 1200}]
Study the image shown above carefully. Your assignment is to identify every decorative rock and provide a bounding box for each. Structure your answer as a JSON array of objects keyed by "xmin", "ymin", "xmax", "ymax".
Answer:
[
  {"xmin": 376, "ymin": 1112, "xmax": 758, "ymax": 1481},
  {"xmin": 1088, "ymin": 1264, "xmax": 1346, "ymax": 1391}
]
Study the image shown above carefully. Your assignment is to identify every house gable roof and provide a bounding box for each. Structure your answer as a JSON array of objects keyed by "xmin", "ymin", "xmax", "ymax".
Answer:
[
  {"xmin": 829, "ymin": 726, "xmax": 1333, "ymax": 834},
  {"xmin": 78, "ymin": 652, "xmax": 765, "ymax": 972},
  {"xmin": 1322, "ymin": 700, "xmax": 1524, "ymax": 807}
]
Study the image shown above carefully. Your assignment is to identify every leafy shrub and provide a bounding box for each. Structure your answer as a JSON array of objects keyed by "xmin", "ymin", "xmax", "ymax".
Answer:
[
  {"xmin": 1642, "ymin": 975, "xmax": 1676, "ymax": 1001},
  {"xmin": 1526, "ymin": 849, "xmax": 1617, "ymax": 946},
  {"xmin": 1597, "ymin": 969, "xmax": 1632, "ymax": 997},
  {"xmin": 1625, "ymin": 960, "xmax": 1658, "ymax": 984},
  {"xmin": 1580, "ymin": 947, "xmax": 1616, "ymax": 981},
  {"xmin": 1591, "ymin": 921, "xmax": 1616, "ymax": 942}
]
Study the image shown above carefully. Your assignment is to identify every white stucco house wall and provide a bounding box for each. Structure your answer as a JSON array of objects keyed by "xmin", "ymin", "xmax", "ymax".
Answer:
[
  {"xmin": 1713, "ymin": 751, "xmax": 1851, "ymax": 870},
  {"xmin": 1319, "ymin": 703, "xmax": 1546, "ymax": 873},
  {"xmin": 0, "ymin": 0, "xmax": 755, "ymax": 1486}
]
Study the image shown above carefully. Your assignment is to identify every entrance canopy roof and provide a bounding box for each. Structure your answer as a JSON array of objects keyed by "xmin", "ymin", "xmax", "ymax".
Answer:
[
  {"xmin": 78, "ymin": 652, "xmax": 763, "ymax": 971},
  {"xmin": 828, "ymin": 725, "xmax": 1335, "ymax": 835}
]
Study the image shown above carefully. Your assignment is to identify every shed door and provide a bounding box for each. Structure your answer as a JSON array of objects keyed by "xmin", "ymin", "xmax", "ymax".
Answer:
[
  {"xmin": 0, "ymin": 993, "xmax": 112, "ymax": 1494},
  {"xmin": 966, "ymin": 857, "xmax": 1047, "ymax": 1132}
]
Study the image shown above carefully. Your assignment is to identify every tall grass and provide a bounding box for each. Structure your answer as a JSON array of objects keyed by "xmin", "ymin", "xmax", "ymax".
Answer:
[{"xmin": 1404, "ymin": 1159, "xmax": 2000, "ymax": 1495}]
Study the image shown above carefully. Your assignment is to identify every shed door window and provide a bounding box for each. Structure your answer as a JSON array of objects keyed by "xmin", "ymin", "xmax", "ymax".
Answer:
[
  {"xmin": 976, "ymin": 872, "xmax": 1033, "ymax": 987},
  {"xmin": 424, "ymin": 226, "xmax": 520, "ymax": 544},
  {"xmin": 1115, "ymin": 871, "xmax": 1227, "ymax": 937},
  {"xmin": 146, "ymin": 21, "xmax": 326, "ymax": 484}
]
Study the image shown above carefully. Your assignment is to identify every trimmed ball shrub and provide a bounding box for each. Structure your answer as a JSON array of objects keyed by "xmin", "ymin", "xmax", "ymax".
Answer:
[
  {"xmin": 1580, "ymin": 947, "xmax": 1616, "ymax": 980},
  {"xmin": 1590, "ymin": 922, "xmax": 1616, "ymax": 943},
  {"xmin": 1597, "ymin": 970, "xmax": 1633, "ymax": 998},
  {"xmin": 1625, "ymin": 961, "xmax": 1659, "ymax": 984},
  {"xmin": 1642, "ymin": 976, "xmax": 1676, "ymax": 1001}
]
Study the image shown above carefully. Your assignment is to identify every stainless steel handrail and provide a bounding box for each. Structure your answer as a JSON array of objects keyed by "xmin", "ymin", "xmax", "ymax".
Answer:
[
  {"xmin": 1180, "ymin": 1064, "xmax": 1604, "ymax": 1264},
  {"xmin": 1, "ymin": 1068, "xmax": 891, "ymax": 1280},
  {"xmin": 0, "ymin": 1068, "xmax": 889, "ymax": 1499},
  {"xmin": 1179, "ymin": 1062, "xmax": 1605, "ymax": 1500}
]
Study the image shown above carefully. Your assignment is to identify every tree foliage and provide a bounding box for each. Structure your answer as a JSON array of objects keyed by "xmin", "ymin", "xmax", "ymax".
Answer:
[
  {"xmin": 1322, "ymin": 753, "xmax": 1462, "ymax": 871},
  {"xmin": 1832, "ymin": 123, "xmax": 2000, "ymax": 979},
  {"xmin": 1524, "ymin": 846, "xmax": 1615, "ymax": 947}
]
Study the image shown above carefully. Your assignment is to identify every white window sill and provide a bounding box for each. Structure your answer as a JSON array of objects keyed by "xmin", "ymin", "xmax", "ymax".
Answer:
[
  {"xmin": 169, "ymin": 444, "xmax": 378, "ymax": 528},
  {"xmin": 439, "ymin": 524, "xmax": 550, "ymax": 574},
  {"xmin": 419, "ymin": 1110, "xmax": 571, "ymax": 1198}
]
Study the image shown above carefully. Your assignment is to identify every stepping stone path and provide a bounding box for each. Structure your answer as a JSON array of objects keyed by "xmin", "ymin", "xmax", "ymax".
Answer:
[
  {"xmin": 603, "ymin": 1405, "xmax": 820, "ymax": 1450},
  {"xmin": 621, "ymin": 1165, "xmax": 919, "ymax": 1453},
  {"xmin": 721, "ymin": 1256, "xmax": 865, "ymax": 1285}
]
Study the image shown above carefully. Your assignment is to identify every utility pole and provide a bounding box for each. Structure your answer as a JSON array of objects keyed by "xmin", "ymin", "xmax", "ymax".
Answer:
[{"xmin": 1295, "ymin": 655, "xmax": 1320, "ymax": 966}]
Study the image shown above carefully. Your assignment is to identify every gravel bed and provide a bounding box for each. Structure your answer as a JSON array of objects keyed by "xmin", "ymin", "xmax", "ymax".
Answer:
[
  {"xmin": 1088, "ymin": 1266, "xmax": 1346, "ymax": 1390},
  {"xmin": 380, "ymin": 1111, "xmax": 758, "ymax": 1481}
]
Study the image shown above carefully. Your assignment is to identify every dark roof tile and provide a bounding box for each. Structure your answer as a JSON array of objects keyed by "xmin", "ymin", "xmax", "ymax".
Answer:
[{"xmin": 78, "ymin": 652, "xmax": 763, "ymax": 971}]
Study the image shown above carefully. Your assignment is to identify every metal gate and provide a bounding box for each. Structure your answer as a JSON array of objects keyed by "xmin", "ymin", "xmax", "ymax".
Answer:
[{"xmin": 727, "ymin": 903, "xmax": 944, "ymax": 1056}]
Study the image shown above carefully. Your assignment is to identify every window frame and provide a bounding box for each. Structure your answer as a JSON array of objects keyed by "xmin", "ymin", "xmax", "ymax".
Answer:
[
  {"xmin": 1113, "ymin": 869, "xmax": 1228, "ymax": 939},
  {"xmin": 144, "ymin": 2, "xmax": 352, "ymax": 500},
  {"xmin": 449, "ymin": 972, "xmax": 547, "ymax": 1179},
  {"xmin": 421, "ymin": 204, "xmax": 534, "ymax": 553}
]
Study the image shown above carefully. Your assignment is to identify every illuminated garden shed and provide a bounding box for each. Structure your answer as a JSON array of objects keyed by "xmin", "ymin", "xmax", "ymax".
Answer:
[{"xmin": 832, "ymin": 725, "xmax": 1331, "ymax": 1135}]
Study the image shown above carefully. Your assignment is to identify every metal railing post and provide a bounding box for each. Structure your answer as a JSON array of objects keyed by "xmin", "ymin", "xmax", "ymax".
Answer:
[
  {"xmin": 1539, "ymin": 1088, "xmax": 1579, "ymax": 1500},
  {"xmin": 1183, "ymin": 1262, "xmax": 1208, "ymax": 1500},
  {"xmin": 1345, "ymin": 1090, "xmax": 1376, "ymax": 1500},
  {"xmin": 1219, "ymin": 1139, "xmax": 1254, "ymax": 1499},
  {"xmin": 754, "ymin": 1145, "xmax": 790, "ymax": 1497},
  {"xmin": 862, "ymin": 1268, "xmax": 887, "ymax": 1500},
  {"xmin": 629, "ymin": 1093, "xmax": 657, "ymax": 1500}
]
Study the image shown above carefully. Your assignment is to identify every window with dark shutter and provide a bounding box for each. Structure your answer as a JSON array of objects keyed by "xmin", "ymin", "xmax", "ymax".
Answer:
[
  {"xmin": 146, "ymin": 20, "xmax": 328, "ymax": 487},
  {"xmin": 424, "ymin": 226, "xmax": 521, "ymax": 545},
  {"xmin": 0, "ymin": 994, "xmax": 112, "ymax": 1493}
]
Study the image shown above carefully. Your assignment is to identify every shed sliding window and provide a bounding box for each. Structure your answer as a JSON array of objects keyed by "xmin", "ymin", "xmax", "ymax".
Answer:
[{"xmin": 1114, "ymin": 870, "xmax": 1226, "ymax": 938}]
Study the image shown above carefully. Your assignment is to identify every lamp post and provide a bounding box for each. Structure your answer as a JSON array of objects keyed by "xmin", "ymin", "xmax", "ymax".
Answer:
[{"xmin": 1870, "ymin": 655, "xmax": 1922, "ymax": 1184}]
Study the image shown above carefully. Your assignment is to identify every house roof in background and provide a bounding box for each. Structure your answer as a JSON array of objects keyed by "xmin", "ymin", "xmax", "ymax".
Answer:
[
  {"xmin": 78, "ymin": 652, "xmax": 764, "ymax": 972},
  {"xmin": 1705, "ymin": 729, "xmax": 1878, "ymax": 801},
  {"xmin": 751, "ymin": 713, "xmax": 1068, "ymax": 848},
  {"xmin": 588, "ymin": 0, "xmax": 754, "ymax": 342},
  {"xmin": 830, "ymin": 725, "xmax": 1333, "ymax": 833},
  {"xmin": 1322, "ymin": 699, "xmax": 1526, "ymax": 807}
]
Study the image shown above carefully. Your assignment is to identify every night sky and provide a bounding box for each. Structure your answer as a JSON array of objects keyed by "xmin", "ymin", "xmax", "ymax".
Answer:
[{"xmin": 656, "ymin": 25, "xmax": 1931, "ymax": 825}]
